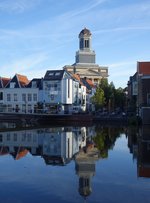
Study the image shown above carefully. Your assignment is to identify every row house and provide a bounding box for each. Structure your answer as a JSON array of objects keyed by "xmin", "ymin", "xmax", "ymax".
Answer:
[
  {"xmin": 0, "ymin": 70, "xmax": 87, "ymax": 114},
  {"xmin": 0, "ymin": 74, "xmax": 38, "ymax": 113},
  {"xmin": 127, "ymin": 61, "xmax": 150, "ymax": 124}
]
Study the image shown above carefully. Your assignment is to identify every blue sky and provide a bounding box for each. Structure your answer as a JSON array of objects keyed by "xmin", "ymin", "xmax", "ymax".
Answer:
[{"xmin": 0, "ymin": 0, "xmax": 150, "ymax": 88}]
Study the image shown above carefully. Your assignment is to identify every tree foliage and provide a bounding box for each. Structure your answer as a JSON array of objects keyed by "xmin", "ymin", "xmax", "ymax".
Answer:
[
  {"xmin": 92, "ymin": 78, "xmax": 126, "ymax": 111},
  {"xmin": 91, "ymin": 87, "xmax": 105, "ymax": 109}
]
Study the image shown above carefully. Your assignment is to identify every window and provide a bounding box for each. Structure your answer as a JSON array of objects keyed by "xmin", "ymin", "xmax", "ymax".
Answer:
[
  {"xmin": 33, "ymin": 94, "xmax": 37, "ymax": 102},
  {"xmin": 7, "ymin": 133, "xmax": 10, "ymax": 141},
  {"xmin": 55, "ymin": 72, "xmax": 60, "ymax": 76},
  {"xmin": 54, "ymin": 83, "xmax": 57, "ymax": 91},
  {"xmin": 27, "ymin": 133, "xmax": 31, "ymax": 141},
  {"xmin": 8, "ymin": 104, "xmax": 12, "ymax": 112},
  {"xmin": 22, "ymin": 94, "xmax": 26, "ymax": 102},
  {"xmin": 80, "ymin": 38, "xmax": 84, "ymax": 49},
  {"xmin": 0, "ymin": 92, "xmax": 3, "ymax": 100},
  {"xmin": 28, "ymin": 94, "xmax": 32, "ymax": 102},
  {"xmin": 147, "ymin": 93, "xmax": 150, "ymax": 105},
  {"xmin": 14, "ymin": 133, "xmax": 17, "ymax": 141},
  {"xmin": 10, "ymin": 82, "xmax": 15, "ymax": 88},
  {"xmin": 0, "ymin": 134, "xmax": 2, "ymax": 142},
  {"xmin": 32, "ymin": 81, "xmax": 37, "ymax": 88},
  {"xmin": 28, "ymin": 104, "xmax": 32, "ymax": 113},
  {"xmin": 49, "ymin": 72, "xmax": 54, "ymax": 76},
  {"xmin": 22, "ymin": 133, "xmax": 26, "ymax": 141},
  {"xmin": 84, "ymin": 39, "xmax": 89, "ymax": 48},
  {"xmin": 14, "ymin": 93, "xmax": 17, "ymax": 101},
  {"xmin": 7, "ymin": 94, "xmax": 11, "ymax": 101}
]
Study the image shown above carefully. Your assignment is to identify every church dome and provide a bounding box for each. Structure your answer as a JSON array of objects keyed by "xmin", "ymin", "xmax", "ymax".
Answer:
[{"xmin": 79, "ymin": 27, "xmax": 91, "ymax": 37}]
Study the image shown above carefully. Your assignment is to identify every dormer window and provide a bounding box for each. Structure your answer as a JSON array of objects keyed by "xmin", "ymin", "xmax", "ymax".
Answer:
[
  {"xmin": 55, "ymin": 72, "xmax": 60, "ymax": 76},
  {"xmin": 32, "ymin": 81, "xmax": 37, "ymax": 88},
  {"xmin": 49, "ymin": 72, "xmax": 54, "ymax": 76},
  {"xmin": 10, "ymin": 82, "xmax": 15, "ymax": 88}
]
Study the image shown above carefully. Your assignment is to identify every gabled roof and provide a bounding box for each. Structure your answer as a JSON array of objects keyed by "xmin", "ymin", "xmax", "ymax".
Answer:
[
  {"xmin": 0, "ymin": 77, "xmax": 10, "ymax": 88},
  {"xmin": 44, "ymin": 70, "xmax": 65, "ymax": 80},
  {"xmin": 17, "ymin": 74, "xmax": 29, "ymax": 86},
  {"xmin": 138, "ymin": 62, "xmax": 150, "ymax": 75},
  {"xmin": 5, "ymin": 74, "xmax": 29, "ymax": 88}
]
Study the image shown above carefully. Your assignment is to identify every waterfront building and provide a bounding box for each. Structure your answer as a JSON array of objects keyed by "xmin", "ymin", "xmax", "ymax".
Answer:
[
  {"xmin": 38, "ymin": 70, "xmax": 86, "ymax": 114},
  {"xmin": 127, "ymin": 61, "xmax": 150, "ymax": 124},
  {"xmin": 0, "ymin": 74, "xmax": 38, "ymax": 113},
  {"xmin": 0, "ymin": 70, "xmax": 86, "ymax": 114},
  {"xmin": 63, "ymin": 27, "xmax": 108, "ymax": 86}
]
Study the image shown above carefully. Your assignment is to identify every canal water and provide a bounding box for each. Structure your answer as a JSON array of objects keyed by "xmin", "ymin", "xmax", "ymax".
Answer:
[{"xmin": 0, "ymin": 123, "xmax": 149, "ymax": 203}]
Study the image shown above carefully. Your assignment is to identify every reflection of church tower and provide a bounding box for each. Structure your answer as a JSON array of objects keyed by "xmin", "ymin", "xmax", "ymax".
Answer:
[
  {"xmin": 76, "ymin": 161, "xmax": 94, "ymax": 199},
  {"xmin": 75, "ymin": 145, "xmax": 99, "ymax": 200}
]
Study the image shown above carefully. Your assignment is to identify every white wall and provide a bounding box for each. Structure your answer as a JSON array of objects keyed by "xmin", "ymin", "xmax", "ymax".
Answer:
[{"xmin": 3, "ymin": 88, "xmax": 38, "ymax": 113}]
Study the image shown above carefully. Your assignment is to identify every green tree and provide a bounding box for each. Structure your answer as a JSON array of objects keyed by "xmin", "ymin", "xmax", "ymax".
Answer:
[
  {"xmin": 114, "ymin": 87, "xmax": 126, "ymax": 111},
  {"xmin": 92, "ymin": 78, "xmax": 127, "ymax": 111},
  {"xmin": 91, "ymin": 87, "xmax": 105, "ymax": 109}
]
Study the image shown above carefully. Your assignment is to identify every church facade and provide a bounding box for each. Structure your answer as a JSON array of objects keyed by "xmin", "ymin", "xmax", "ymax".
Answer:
[{"xmin": 63, "ymin": 27, "xmax": 108, "ymax": 85}]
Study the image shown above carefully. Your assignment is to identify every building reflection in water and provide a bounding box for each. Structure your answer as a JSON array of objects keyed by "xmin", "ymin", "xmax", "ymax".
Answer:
[
  {"xmin": 0, "ymin": 127, "xmax": 88, "ymax": 165},
  {"xmin": 127, "ymin": 125, "xmax": 150, "ymax": 178},
  {"xmin": 0, "ymin": 125, "xmax": 121, "ymax": 200},
  {"xmin": 137, "ymin": 126, "xmax": 150, "ymax": 178}
]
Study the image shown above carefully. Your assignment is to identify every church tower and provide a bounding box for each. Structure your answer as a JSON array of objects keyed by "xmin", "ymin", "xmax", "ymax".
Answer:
[
  {"xmin": 63, "ymin": 27, "xmax": 108, "ymax": 85},
  {"xmin": 75, "ymin": 28, "xmax": 96, "ymax": 64}
]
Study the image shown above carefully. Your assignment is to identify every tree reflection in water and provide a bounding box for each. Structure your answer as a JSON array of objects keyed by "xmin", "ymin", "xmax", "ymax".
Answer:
[{"xmin": 93, "ymin": 126, "xmax": 125, "ymax": 158}]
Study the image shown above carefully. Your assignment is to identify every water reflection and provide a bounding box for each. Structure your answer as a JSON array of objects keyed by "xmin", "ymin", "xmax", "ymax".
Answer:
[
  {"xmin": 0, "ymin": 125, "xmax": 126, "ymax": 201},
  {"xmin": 128, "ymin": 125, "xmax": 150, "ymax": 178},
  {"xmin": 137, "ymin": 126, "xmax": 150, "ymax": 178}
]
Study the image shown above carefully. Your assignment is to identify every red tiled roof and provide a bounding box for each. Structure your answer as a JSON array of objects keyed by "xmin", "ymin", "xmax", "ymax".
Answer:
[
  {"xmin": 16, "ymin": 74, "xmax": 29, "ymax": 86},
  {"xmin": 16, "ymin": 148, "xmax": 28, "ymax": 160},
  {"xmin": 72, "ymin": 74, "xmax": 80, "ymax": 81},
  {"xmin": 1, "ymin": 77, "xmax": 10, "ymax": 87},
  {"xmin": 86, "ymin": 79, "xmax": 95, "ymax": 87},
  {"xmin": 138, "ymin": 62, "xmax": 150, "ymax": 75},
  {"xmin": 0, "ymin": 146, "xmax": 8, "ymax": 155},
  {"xmin": 72, "ymin": 74, "xmax": 85, "ymax": 86}
]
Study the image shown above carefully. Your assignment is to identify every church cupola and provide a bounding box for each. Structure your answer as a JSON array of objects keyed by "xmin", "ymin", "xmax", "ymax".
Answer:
[
  {"xmin": 75, "ymin": 27, "xmax": 96, "ymax": 64},
  {"xmin": 79, "ymin": 28, "xmax": 92, "ymax": 51}
]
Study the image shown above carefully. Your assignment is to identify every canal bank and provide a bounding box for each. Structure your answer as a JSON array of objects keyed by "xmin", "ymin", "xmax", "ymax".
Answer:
[{"xmin": 0, "ymin": 112, "xmax": 128, "ymax": 126}]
